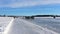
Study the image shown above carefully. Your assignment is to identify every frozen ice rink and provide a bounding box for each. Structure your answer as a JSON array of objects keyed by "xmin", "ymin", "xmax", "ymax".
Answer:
[{"xmin": 0, "ymin": 17, "xmax": 60, "ymax": 34}]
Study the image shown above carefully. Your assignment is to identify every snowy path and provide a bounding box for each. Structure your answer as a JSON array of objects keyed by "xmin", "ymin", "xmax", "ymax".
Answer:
[{"xmin": 4, "ymin": 18, "xmax": 59, "ymax": 34}]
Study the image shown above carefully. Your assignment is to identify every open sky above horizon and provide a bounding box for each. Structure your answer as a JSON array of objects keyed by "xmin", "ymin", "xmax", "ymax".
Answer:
[{"xmin": 0, "ymin": 0, "xmax": 60, "ymax": 16}]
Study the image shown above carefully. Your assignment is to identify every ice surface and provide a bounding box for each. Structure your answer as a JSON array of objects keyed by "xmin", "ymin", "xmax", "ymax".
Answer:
[
  {"xmin": 4, "ymin": 18, "xmax": 59, "ymax": 34},
  {"xmin": 28, "ymin": 17, "xmax": 60, "ymax": 34},
  {"xmin": 0, "ymin": 17, "xmax": 60, "ymax": 34}
]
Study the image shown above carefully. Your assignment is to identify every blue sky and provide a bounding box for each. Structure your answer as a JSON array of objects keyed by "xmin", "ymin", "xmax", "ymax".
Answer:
[{"xmin": 0, "ymin": 0, "xmax": 60, "ymax": 16}]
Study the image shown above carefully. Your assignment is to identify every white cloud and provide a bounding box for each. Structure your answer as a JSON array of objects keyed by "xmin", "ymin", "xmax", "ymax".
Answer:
[{"xmin": 0, "ymin": 0, "xmax": 60, "ymax": 8}]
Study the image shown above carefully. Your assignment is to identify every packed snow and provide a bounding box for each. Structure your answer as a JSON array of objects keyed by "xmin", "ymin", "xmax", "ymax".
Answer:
[{"xmin": 0, "ymin": 17, "xmax": 60, "ymax": 34}]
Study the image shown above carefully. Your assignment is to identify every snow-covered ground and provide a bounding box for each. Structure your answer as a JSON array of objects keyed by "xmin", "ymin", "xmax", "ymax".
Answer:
[
  {"xmin": 0, "ymin": 17, "xmax": 60, "ymax": 34},
  {"xmin": 0, "ymin": 17, "xmax": 14, "ymax": 34},
  {"xmin": 4, "ymin": 17, "xmax": 59, "ymax": 34}
]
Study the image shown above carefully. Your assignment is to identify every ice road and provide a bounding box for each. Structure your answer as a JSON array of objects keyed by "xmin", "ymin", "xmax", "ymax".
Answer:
[{"xmin": 3, "ymin": 17, "xmax": 59, "ymax": 34}]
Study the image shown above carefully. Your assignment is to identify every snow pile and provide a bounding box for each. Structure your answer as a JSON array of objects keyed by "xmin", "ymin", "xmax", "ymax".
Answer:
[
  {"xmin": 4, "ymin": 18, "xmax": 59, "ymax": 34},
  {"xmin": 0, "ymin": 17, "xmax": 14, "ymax": 34}
]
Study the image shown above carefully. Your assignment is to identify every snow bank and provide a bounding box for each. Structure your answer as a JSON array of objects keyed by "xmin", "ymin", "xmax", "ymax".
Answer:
[{"xmin": 0, "ymin": 17, "xmax": 14, "ymax": 34}]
